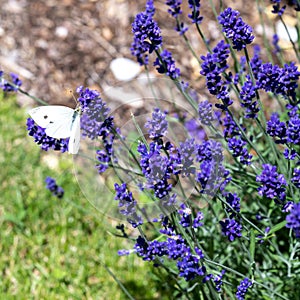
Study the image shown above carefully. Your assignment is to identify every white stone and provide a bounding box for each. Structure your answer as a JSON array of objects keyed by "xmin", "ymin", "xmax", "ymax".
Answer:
[
  {"xmin": 55, "ymin": 26, "xmax": 69, "ymax": 39},
  {"xmin": 110, "ymin": 57, "xmax": 141, "ymax": 81}
]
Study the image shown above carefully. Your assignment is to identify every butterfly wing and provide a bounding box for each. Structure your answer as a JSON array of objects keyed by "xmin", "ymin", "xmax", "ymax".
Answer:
[
  {"xmin": 68, "ymin": 114, "xmax": 81, "ymax": 154},
  {"xmin": 29, "ymin": 106, "xmax": 75, "ymax": 139}
]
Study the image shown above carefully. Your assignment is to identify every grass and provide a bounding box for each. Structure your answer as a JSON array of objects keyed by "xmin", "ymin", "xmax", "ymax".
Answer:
[{"xmin": 0, "ymin": 92, "xmax": 168, "ymax": 299}]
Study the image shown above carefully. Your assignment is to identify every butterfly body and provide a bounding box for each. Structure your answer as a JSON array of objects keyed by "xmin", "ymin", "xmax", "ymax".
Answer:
[{"xmin": 28, "ymin": 105, "xmax": 81, "ymax": 154}]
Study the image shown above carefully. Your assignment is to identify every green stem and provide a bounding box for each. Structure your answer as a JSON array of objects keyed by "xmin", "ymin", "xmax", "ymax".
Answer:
[
  {"xmin": 102, "ymin": 264, "xmax": 136, "ymax": 300},
  {"xmin": 279, "ymin": 15, "xmax": 300, "ymax": 62}
]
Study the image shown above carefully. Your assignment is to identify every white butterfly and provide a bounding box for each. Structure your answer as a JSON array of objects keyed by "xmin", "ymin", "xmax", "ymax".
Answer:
[{"xmin": 28, "ymin": 105, "xmax": 81, "ymax": 154}]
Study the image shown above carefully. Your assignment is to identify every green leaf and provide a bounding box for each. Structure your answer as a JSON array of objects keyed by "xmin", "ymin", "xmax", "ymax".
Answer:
[
  {"xmin": 250, "ymin": 229, "xmax": 256, "ymax": 263},
  {"xmin": 268, "ymin": 220, "xmax": 287, "ymax": 235}
]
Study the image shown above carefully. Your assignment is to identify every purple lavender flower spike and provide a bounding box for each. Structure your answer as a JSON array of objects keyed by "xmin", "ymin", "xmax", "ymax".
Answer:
[
  {"xmin": 250, "ymin": 45, "xmax": 262, "ymax": 79},
  {"xmin": 198, "ymin": 100, "xmax": 215, "ymax": 125},
  {"xmin": 287, "ymin": 114, "xmax": 300, "ymax": 145},
  {"xmin": 145, "ymin": 107, "xmax": 168, "ymax": 139},
  {"xmin": 218, "ymin": 7, "xmax": 254, "ymax": 51},
  {"xmin": 0, "ymin": 72, "xmax": 22, "ymax": 92},
  {"xmin": 236, "ymin": 277, "xmax": 253, "ymax": 300},
  {"xmin": 256, "ymin": 164, "xmax": 287, "ymax": 203},
  {"xmin": 266, "ymin": 113, "xmax": 287, "ymax": 144},
  {"xmin": 240, "ymin": 75, "xmax": 259, "ymax": 119},
  {"xmin": 223, "ymin": 111, "xmax": 240, "ymax": 138},
  {"xmin": 77, "ymin": 86, "xmax": 113, "ymax": 140},
  {"xmin": 114, "ymin": 183, "xmax": 143, "ymax": 227},
  {"xmin": 256, "ymin": 62, "xmax": 300, "ymax": 101},
  {"xmin": 271, "ymin": 0, "xmax": 286, "ymax": 16},
  {"xmin": 286, "ymin": 202, "xmax": 300, "ymax": 238},
  {"xmin": 178, "ymin": 138, "xmax": 197, "ymax": 177},
  {"xmin": 283, "ymin": 148, "xmax": 296, "ymax": 160},
  {"xmin": 178, "ymin": 203, "xmax": 192, "ymax": 227},
  {"xmin": 137, "ymin": 141, "xmax": 179, "ymax": 202},
  {"xmin": 291, "ymin": 168, "xmax": 300, "ymax": 188},
  {"xmin": 188, "ymin": 0, "xmax": 203, "ymax": 24},
  {"xmin": 177, "ymin": 247, "xmax": 206, "ymax": 281},
  {"xmin": 131, "ymin": 0, "xmax": 162, "ymax": 65},
  {"xmin": 193, "ymin": 211, "xmax": 204, "ymax": 228},
  {"xmin": 153, "ymin": 50, "xmax": 181, "ymax": 79},
  {"xmin": 282, "ymin": 201, "xmax": 294, "ymax": 213},
  {"xmin": 45, "ymin": 177, "xmax": 64, "ymax": 198},
  {"xmin": 219, "ymin": 218, "xmax": 242, "ymax": 241},
  {"xmin": 272, "ymin": 34, "xmax": 281, "ymax": 53},
  {"xmin": 166, "ymin": 0, "xmax": 182, "ymax": 17},
  {"xmin": 200, "ymin": 40, "xmax": 230, "ymax": 96},
  {"xmin": 224, "ymin": 192, "xmax": 241, "ymax": 214},
  {"xmin": 227, "ymin": 136, "xmax": 252, "ymax": 165},
  {"xmin": 27, "ymin": 118, "xmax": 69, "ymax": 153},
  {"xmin": 203, "ymin": 270, "xmax": 225, "ymax": 292}
]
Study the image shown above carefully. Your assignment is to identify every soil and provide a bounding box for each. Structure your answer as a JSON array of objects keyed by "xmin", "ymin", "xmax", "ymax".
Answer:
[{"xmin": 0, "ymin": 0, "xmax": 297, "ymax": 109}]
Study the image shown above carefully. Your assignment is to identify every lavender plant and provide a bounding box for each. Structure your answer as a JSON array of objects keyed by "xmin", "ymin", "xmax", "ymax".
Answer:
[{"xmin": 1, "ymin": 0, "xmax": 300, "ymax": 298}]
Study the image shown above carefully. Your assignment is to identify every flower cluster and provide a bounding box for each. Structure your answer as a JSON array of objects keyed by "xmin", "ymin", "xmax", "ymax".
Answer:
[
  {"xmin": 203, "ymin": 270, "xmax": 226, "ymax": 292},
  {"xmin": 200, "ymin": 40, "xmax": 230, "ymax": 96},
  {"xmin": 266, "ymin": 113, "xmax": 287, "ymax": 144},
  {"xmin": 153, "ymin": 50, "xmax": 181, "ymax": 79},
  {"xmin": 198, "ymin": 100, "xmax": 215, "ymax": 125},
  {"xmin": 287, "ymin": 114, "xmax": 300, "ymax": 144},
  {"xmin": 291, "ymin": 168, "xmax": 300, "ymax": 188},
  {"xmin": 222, "ymin": 113, "xmax": 252, "ymax": 165},
  {"xmin": 77, "ymin": 86, "xmax": 112, "ymax": 140},
  {"xmin": 133, "ymin": 217, "xmax": 206, "ymax": 282},
  {"xmin": 239, "ymin": 75, "xmax": 259, "ymax": 119},
  {"xmin": 166, "ymin": 0, "xmax": 182, "ymax": 17},
  {"xmin": 236, "ymin": 277, "xmax": 253, "ymax": 300},
  {"xmin": 166, "ymin": 0, "xmax": 188, "ymax": 34},
  {"xmin": 76, "ymin": 85, "xmax": 101, "ymax": 110},
  {"xmin": 114, "ymin": 183, "xmax": 142, "ymax": 227},
  {"xmin": 145, "ymin": 107, "xmax": 168, "ymax": 139},
  {"xmin": 218, "ymin": 7, "xmax": 254, "ymax": 51},
  {"xmin": 27, "ymin": 118, "xmax": 69, "ymax": 153},
  {"xmin": 222, "ymin": 111, "xmax": 240, "ymax": 138},
  {"xmin": 74, "ymin": 86, "xmax": 117, "ymax": 173},
  {"xmin": 138, "ymin": 141, "xmax": 178, "ymax": 202},
  {"xmin": 45, "ymin": 177, "xmax": 64, "ymax": 198},
  {"xmin": 256, "ymin": 164, "xmax": 287, "ymax": 203},
  {"xmin": 272, "ymin": 34, "xmax": 281, "ymax": 53},
  {"xmin": 286, "ymin": 202, "xmax": 300, "ymax": 238},
  {"xmin": 270, "ymin": 0, "xmax": 286, "ymax": 16},
  {"xmin": 178, "ymin": 203, "xmax": 204, "ymax": 228},
  {"xmin": 224, "ymin": 192, "xmax": 241, "ymax": 215},
  {"xmin": 95, "ymin": 132, "xmax": 115, "ymax": 173},
  {"xmin": 131, "ymin": 0, "xmax": 162, "ymax": 65},
  {"xmin": 256, "ymin": 62, "xmax": 300, "ymax": 101},
  {"xmin": 227, "ymin": 137, "xmax": 252, "ymax": 165},
  {"xmin": 0, "ymin": 71, "xmax": 22, "ymax": 91},
  {"xmin": 177, "ymin": 138, "xmax": 197, "ymax": 177},
  {"xmin": 220, "ymin": 218, "xmax": 242, "ymax": 242},
  {"xmin": 188, "ymin": 0, "xmax": 203, "ymax": 24},
  {"xmin": 250, "ymin": 45, "xmax": 263, "ymax": 77},
  {"xmin": 267, "ymin": 110, "xmax": 300, "ymax": 149},
  {"xmin": 196, "ymin": 139, "xmax": 231, "ymax": 194}
]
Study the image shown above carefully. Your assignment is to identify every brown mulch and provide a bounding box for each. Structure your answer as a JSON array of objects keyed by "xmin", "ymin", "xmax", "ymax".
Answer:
[{"xmin": 0, "ymin": 0, "xmax": 297, "ymax": 108}]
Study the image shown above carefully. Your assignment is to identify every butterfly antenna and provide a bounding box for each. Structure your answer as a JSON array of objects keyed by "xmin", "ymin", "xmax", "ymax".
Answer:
[{"xmin": 64, "ymin": 88, "xmax": 78, "ymax": 106}]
